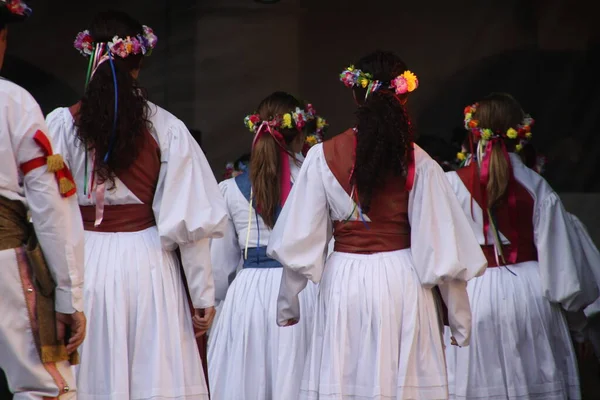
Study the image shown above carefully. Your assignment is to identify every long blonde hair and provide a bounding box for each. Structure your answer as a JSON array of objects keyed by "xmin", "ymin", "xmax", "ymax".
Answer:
[
  {"xmin": 249, "ymin": 92, "xmax": 302, "ymax": 228},
  {"xmin": 473, "ymin": 93, "xmax": 525, "ymax": 208}
]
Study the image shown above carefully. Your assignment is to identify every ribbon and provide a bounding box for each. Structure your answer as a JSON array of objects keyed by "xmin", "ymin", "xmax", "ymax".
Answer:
[
  {"xmin": 252, "ymin": 121, "xmax": 292, "ymax": 207},
  {"xmin": 20, "ymin": 130, "xmax": 77, "ymax": 198},
  {"xmin": 478, "ymin": 138, "xmax": 519, "ymax": 265}
]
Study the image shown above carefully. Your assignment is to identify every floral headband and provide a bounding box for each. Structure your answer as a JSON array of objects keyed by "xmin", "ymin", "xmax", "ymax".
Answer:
[
  {"xmin": 302, "ymin": 103, "xmax": 327, "ymax": 148},
  {"xmin": 74, "ymin": 25, "xmax": 158, "ymax": 58},
  {"xmin": 1, "ymin": 0, "xmax": 31, "ymax": 17},
  {"xmin": 244, "ymin": 105, "xmax": 315, "ymax": 134},
  {"xmin": 223, "ymin": 160, "xmax": 249, "ymax": 180},
  {"xmin": 340, "ymin": 66, "xmax": 419, "ymax": 98},
  {"xmin": 464, "ymin": 103, "xmax": 534, "ymax": 152}
]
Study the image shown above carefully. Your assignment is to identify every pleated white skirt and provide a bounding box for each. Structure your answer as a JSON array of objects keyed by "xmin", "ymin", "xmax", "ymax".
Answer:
[
  {"xmin": 300, "ymin": 250, "xmax": 448, "ymax": 400},
  {"xmin": 76, "ymin": 227, "xmax": 208, "ymax": 400},
  {"xmin": 445, "ymin": 261, "xmax": 580, "ymax": 400},
  {"xmin": 208, "ymin": 267, "xmax": 317, "ymax": 400}
]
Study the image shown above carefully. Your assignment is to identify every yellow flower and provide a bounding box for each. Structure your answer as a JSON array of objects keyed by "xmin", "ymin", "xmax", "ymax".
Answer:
[
  {"xmin": 465, "ymin": 113, "xmax": 472, "ymax": 120},
  {"xmin": 526, "ymin": 132, "xmax": 532, "ymax": 139},
  {"xmin": 306, "ymin": 135, "xmax": 318, "ymax": 146},
  {"xmin": 402, "ymin": 70, "xmax": 418, "ymax": 92},
  {"xmin": 247, "ymin": 121, "xmax": 254, "ymax": 131},
  {"xmin": 515, "ymin": 144, "xmax": 523, "ymax": 152},
  {"xmin": 317, "ymin": 117, "xmax": 327, "ymax": 130},
  {"xmin": 482, "ymin": 128, "xmax": 492, "ymax": 140},
  {"xmin": 457, "ymin": 152, "xmax": 466, "ymax": 161},
  {"xmin": 348, "ymin": 65, "xmax": 355, "ymax": 72},
  {"xmin": 360, "ymin": 78, "xmax": 369, "ymax": 88},
  {"xmin": 282, "ymin": 114, "xmax": 293, "ymax": 129},
  {"xmin": 507, "ymin": 128, "xmax": 518, "ymax": 139}
]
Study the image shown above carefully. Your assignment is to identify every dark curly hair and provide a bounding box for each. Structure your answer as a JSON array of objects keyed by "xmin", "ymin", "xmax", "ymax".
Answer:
[
  {"xmin": 352, "ymin": 50, "xmax": 414, "ymax": 212},
  {"xmin": 74, "ymin": 10, "xmax": 152, "ymax": 189}
]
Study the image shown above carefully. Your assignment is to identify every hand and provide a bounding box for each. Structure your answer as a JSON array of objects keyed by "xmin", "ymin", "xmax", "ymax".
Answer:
[
  {"xmin": 282, "ymin": 318, "xmax": 299, "ymax": 327},
  {"xmin": 450, "ymin": 336, "xmax": 460, "ymax": 347},
  {"xmin": 192, "ymin": 307, "xmax": 216, "ymax": 337},
  {"xmin": 55, "ymin": 311, "xmax": 86, "ymax": 354}
]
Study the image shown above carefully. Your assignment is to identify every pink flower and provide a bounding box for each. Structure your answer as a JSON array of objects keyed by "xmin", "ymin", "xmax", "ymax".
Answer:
[
  {"xmin": 110, "ymin": 38, "xmax": 128, "ymax": 58},
  {"xmin": 392, "ymin": 76, "xmax": 408, "ymax": 94},
  {"xmin": 74, "ymin": 30, "xmax": 94, "ymax": 56},
  {"xmin": 131, "ymin": 38, "xmax": 142, "ymax": 55}
]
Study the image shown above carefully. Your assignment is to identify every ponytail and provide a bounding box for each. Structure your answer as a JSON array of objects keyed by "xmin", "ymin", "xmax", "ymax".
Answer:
[
  {"xmin": 249, "ymin": 134, "xmax": 280, "ymax": 228},
  {"xmin": 486, "ymin": 141, "xmax": 510, "ymax": 208}
]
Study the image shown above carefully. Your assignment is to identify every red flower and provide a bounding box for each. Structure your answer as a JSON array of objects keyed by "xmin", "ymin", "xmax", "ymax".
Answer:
[{"xmin": 468, "ymin": 120, "xmax": 478, "ymax": 128}]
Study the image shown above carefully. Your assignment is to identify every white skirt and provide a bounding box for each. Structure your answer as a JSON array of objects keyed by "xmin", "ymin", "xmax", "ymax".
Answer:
[
  {"xmin": 208, "ymin": 267, "xmax": 317, "ymax": 400},
  {"xmin": 300, "ymin": 250, "xmax": 448, "ymax": 400},
  {"xmin": 77, "ymin": 227, "xmax": 208, "ymax": 400},
  {"xmin": 445, "ymin": 262, "xmax": 580, "ymax": 400}
]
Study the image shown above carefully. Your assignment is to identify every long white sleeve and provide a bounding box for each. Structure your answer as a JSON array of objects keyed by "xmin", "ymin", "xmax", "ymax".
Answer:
[
  {"xmin": 535, "ymin": 193, "xmax": 599, "ymax": 312},
  {"xmin": 152, "ymin": 117, "xmax": 228, "ymax": 308},
  {"xmin": 210, "ymin": 181, "xmax": 243, "ymax": 302},
  {"xmin": 268, "ymin": 145, "xmax": 330, "ymax": 325},
  {"xmin": 409, "ymin": 147, "xmax": 487, "ymax": 345},
  {"xmin": 9, "ymin": 89, "xmax": 85, "ymax": 314}
]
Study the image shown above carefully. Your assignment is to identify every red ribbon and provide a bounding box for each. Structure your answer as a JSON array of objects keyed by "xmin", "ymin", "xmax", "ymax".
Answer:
[
  {"xmin": 20, "ymin": 130, "xmax": 77, "ymax": 198},
  {"xmin": 252, "ymin": 122, "xmax": 292, "ymax": 207},
  {"xmin": 478, "ymin": 138, "xmax": 519, "ymax": 264}
]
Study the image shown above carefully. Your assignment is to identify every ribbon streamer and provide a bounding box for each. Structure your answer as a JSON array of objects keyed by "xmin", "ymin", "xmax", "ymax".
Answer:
[
  {"xmin": 478, "ymin": 138, "xmax": 519, "ymax": 265},
  {"xmin": 252, "ymin": 121, "xmax": 292, "ymax": 207}
]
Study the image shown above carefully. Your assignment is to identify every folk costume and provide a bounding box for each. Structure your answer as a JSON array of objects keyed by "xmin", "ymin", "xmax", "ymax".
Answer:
[
  {"xmin": 208, "ymin": 106, "xmax": 320, "ymax": 400},
  {"xmin": 444, "ymin": 104, "xmax": 599, "ymax": 400},
  {"xmin": 0, "ymin": 2, "xmax": 84, "ymax": 398},
  {"xmin": 45, "ymin": 26, "xmax": 228, "ymax": 400},
  {"xmin": 267, "ymin": 67, "xmax": 487, "ymax": 400}
]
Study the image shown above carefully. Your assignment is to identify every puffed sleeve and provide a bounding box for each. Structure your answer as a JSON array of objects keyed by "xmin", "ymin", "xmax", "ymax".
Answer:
[
  {"xmin": 409, "ymin": 149, "xmax": 487, "ymax": 345},
  {"xmin": 534, "ymin": 194, "xmax": 599, "ymax": 312},
  {"xmin": 17, "ymin": 105, "xmax": 85, "ymax": 314},
  {"xmin": 568, "ymin": 214, "xmax": 600, "ymax": 318},
  {"xmin": 210, "ymin": 180, "xmax": 242, "ymax": 302},
  {"xmin": 268, "ymin": 144, "xmax": 331, "ymax": 326},
  {"xmin": 153, "ymin": 119, "xmax": 228, "ymax": 309}
]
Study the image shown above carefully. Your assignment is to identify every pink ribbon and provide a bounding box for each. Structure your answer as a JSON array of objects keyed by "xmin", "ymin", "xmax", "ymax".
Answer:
[
  {"xmin": 252, "ymin": 121, "xmax": 292, "ymax": 207},
  {"xmin": 86, "ymin": 149, "xmax": 106, "ymax": 227}
]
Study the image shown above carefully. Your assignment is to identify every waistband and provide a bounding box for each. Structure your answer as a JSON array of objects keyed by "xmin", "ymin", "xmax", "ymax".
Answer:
[
  {"xmin": 482, "ymin": 244, "xmax": 538, "ymax": 268},
  {"xmin": 243, "ymin": 247, "xmax": 282, "ymax": 269},
  {"xmin": 80, "ymin": 204, "xmax": 156, "ymax": 233}
]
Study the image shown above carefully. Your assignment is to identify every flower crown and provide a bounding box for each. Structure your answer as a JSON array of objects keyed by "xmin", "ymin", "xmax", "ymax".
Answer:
[
  {"xmin": 223, "ymin": 159, "xmax": 249, "ymax": 180},
  {"xmin": 1, "ymin": 0, "xmax": 31, "ymax": 17},
  {"xmin": 340, "ymin": 66, "xmax": 419, "ymax": 97},
  {"xmin": 464, "ymin": 103, "xmax": 534, "ymax": 152},
  {"xmin": 74, "ymin": 25, "xmax": 158, "ymax": 58},
  {"xmin": 244, "ymin": 105, "xmax": 315, "ymax": 134}
]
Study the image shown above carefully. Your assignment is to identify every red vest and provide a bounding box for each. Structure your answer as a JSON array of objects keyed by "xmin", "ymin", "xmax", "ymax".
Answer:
[
  {"xmin": 457, "ymin": 163, "xmax": 538, "ymax": 267},
  {"xmin": 323, "ymin": 129, "xmax": 411, "ymax": 254}
]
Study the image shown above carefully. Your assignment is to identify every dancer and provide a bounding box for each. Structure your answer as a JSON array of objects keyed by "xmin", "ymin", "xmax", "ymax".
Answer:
[
  {"xmin": 46, "ymin": 11, "xmax": 227, "ymax": 400},
  {"xmin": 444, "ymin": 93, "xmax": 599, "ymax": 399},
  {"xmin": 0, "ymin": 1, "xmax": 86, "ymax": 398},
  {"xmin": 208, "ymin": 92, "xmax": 320, "ymax": 400},
  {"xmin": 267, "ymin": 50, "xmax": 487, "ymax": 399}
]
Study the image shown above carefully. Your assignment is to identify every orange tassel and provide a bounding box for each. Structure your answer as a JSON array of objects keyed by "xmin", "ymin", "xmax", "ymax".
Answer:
[
  {"xmin": 58, "ymin": 177, "xmax": 75, "ymax": 196},
  {"xmin": 46, "ymin": 154, "xmax": 65, "ymax": 173}
]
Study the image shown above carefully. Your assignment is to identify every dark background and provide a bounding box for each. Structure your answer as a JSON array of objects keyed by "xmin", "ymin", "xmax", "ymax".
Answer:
[{"xmin": 3, "ymin": 0, "xmax": 598, "ymax": 192}]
